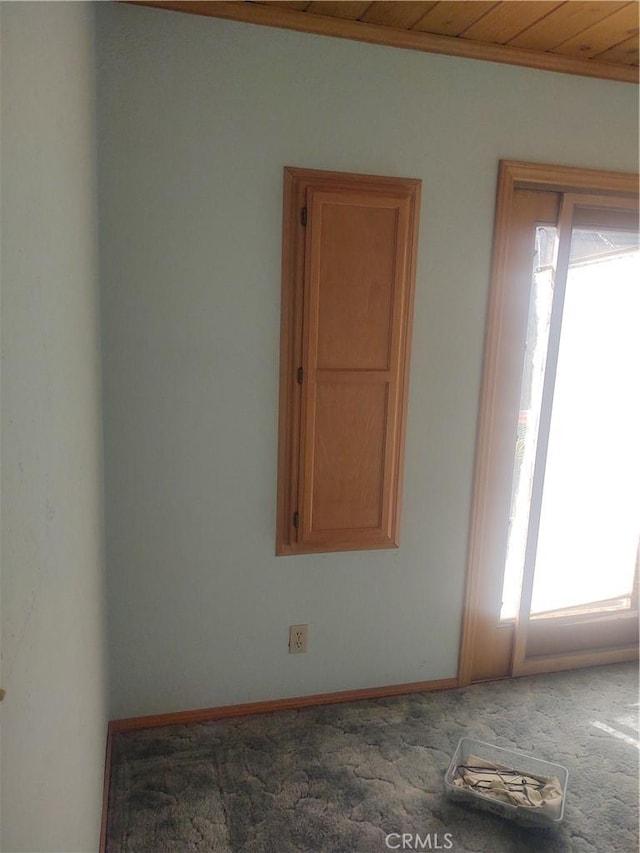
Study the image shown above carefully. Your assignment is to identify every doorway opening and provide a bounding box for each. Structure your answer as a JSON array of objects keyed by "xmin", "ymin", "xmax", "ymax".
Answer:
[{"xmin": 459, "ymin": 162, "xmax": 639, "ymax": 684}]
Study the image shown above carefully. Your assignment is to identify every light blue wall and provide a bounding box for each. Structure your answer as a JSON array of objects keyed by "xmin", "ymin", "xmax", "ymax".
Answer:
[
  {"xmin": 97, "ymin": 3, "xmax": 639, "ymax": 718},
  {"xmin": 1, "ymin": 4, "xmax": 107, "ymax": 850}
]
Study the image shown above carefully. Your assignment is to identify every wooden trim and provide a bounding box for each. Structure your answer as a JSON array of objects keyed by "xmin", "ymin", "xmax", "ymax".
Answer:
[
  {"xmin": 395, "ymin": 173, "xmax": 421, "ymax": 555},
  {"xmin": 275, "ymin": 167, "xmax": 303, "ymax": 556},
  {"xmin": 457, "ymin": 162, "xmax": 515, "ymax": 687},
  {"xmin": 530, "ymin": 599, "xmax": 637, "ymax": 623},
  {"xmin": 526, "ymin": 611, "xmax": 639, "ymax": 659},
  {"xmin": 99, "ymin": 726, "xmax": 114, "ymax": 853},
  {"xmin": 513, "ymin": 645, "xmax": 639, "ymax": 678},
  {"xmin": 499, "ymin": 160, "xmax": 640, "ymax": 197},
  {"xmin": 125, "ymin": 1, "xmax": 639, "ymax": 84},
  {"xmin": 109, "ymin": 675, "xmax": 458, "ymax": 733}
]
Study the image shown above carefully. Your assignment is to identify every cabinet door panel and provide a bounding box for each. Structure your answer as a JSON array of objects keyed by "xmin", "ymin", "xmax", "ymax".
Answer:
[
  {"xmin": 310, "ymin": 380, "xmax": 388, "ymax": 533},
  {"xmin": 316, "ymin": 202, "xmax": 397, "ymax": 371}
]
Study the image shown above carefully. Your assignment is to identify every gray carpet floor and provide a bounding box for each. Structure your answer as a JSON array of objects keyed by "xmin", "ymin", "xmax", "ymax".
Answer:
[{"xmin": 106, "ymin": 662, "xmax": 639, "ymax": 853}]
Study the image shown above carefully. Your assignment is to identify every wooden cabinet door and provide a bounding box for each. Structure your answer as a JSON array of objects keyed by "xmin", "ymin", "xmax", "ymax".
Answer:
[{"xmin": 277, "ymin": 169, "xmax": 420, "ymax": 555}]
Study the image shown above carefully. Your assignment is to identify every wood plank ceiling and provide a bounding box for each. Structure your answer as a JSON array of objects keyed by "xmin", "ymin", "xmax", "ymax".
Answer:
[{"xmin": 132, "ymin": 1, "xmax": 639, "ymax": 82}]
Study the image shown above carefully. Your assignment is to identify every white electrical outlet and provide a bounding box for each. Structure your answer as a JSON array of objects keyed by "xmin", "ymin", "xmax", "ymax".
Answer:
[{"xmin": 289, "ymin": 624, "xmax": 308, "ymax": 654}]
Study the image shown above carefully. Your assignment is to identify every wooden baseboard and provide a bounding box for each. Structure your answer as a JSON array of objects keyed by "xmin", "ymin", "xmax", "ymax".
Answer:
[
  {"xmin": 109, "ymin": 676, "xmax": 459, "ymax": 733},
  {"xmin": 99, "ymin": 726, "xmax": 114, "ymax": 853}
]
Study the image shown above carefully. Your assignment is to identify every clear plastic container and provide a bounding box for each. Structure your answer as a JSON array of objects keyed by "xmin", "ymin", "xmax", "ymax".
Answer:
[{"xmin": 444, "ymin": 737, "xmax": 568, "ymax": 828}]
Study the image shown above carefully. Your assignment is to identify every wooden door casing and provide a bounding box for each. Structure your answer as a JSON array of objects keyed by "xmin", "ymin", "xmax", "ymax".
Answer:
[{"xmin": 458, "ymin": 161, "xmax": 639, "ymax": 684}]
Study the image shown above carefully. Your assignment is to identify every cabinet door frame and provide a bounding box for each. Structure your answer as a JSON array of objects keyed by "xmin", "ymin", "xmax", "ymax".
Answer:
[{"xmin": 276, "ymin": 167, "xmax": 421, "ymax": 556}]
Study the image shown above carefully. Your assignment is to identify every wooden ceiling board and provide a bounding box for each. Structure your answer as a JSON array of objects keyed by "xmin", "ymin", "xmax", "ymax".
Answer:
[
  {"xmin": 462, "ymin": 1, "xmax": 564, "ymax": 44},
  {"xmin": 129, "ymin": 1, "xmax": 640, "ymax": 83},
  {"xmin": 411, "ymin": 1, "xmax": 499, "ymax": 37},
  {"xmin": 259, "ymin": 1, "xmax": 311, "ymax": 10},
  {"xmin": 305, "ymin": 1, "xmax": 372, "ymax": 21},
  {"xmin": 507, "ymin": 2, "xmax": 630, "ymax": 52},
  {"xmin": 360, "ymin": 1, "xmax": 437, "ymax": 29},
  {"xmin": 593, "ymin": 34, "xmax": 639, "ymax": 65},
  {"xmin": 552, "ymin": 2, "xmax": 639, "ymax": 59}
]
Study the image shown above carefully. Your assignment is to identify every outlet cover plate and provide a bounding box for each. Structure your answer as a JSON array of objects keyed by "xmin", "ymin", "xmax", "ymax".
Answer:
[{"xmin": 289, "ymin": 624, "xmax": 308, "ymax": 654}]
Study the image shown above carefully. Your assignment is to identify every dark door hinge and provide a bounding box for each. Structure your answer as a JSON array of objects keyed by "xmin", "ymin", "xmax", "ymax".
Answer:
[
  {"xmin": 301, "ymin": 206, "xmax": 307, "ymax": 227},
  {"xmin": 297, "ymin": 366, "xmax": 303, "ymax": 385},
  {"xmin": 293, "ymin": 511, "xmax": 299, "ymax": 529}
]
